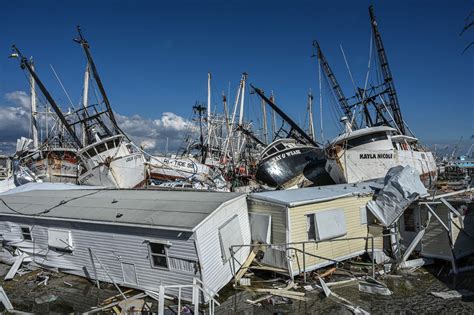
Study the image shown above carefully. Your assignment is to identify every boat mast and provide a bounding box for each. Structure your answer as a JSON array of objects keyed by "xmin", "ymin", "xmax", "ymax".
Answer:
[
  {"xmin": 82, "ymin": 63, "xmax": 90, "ymax": 145},
  {"xmin": 313, "ymin": 41, "xmax": 356, "ymax": 129},
  {"xmin": 251, "ymin": 85, "xmax": 319, "ymax": 147},
  {"xmin": 261, "ymin": 91, "xmax": 268, "ymax": 144},
  {"xmin": 193, "ymin": 103, "xmax": 207, "ymax": 163},
  {"xmin": 29, "ymin": 57, "xmax": 39, "ymax": 149},
  {"xmin": 11, "ymin": 46, "xmax": 83, "ymax": 148},
  {"xmin": 369, "ymin": 5, "xmax": 406, "ymax": 135},
  {"xmin": 270, "ymin": 92, "xmax": 276, "ymax": 140},
  {"xmin": 307, "ymin": 89, "xmax": 316, "ymax": 141},
  {"xmin": 207, "ymin": 72, "xmax": 212, "ymax": 156},
  {"xmin": 74, "ymin": 26, "xmax": 121, "ymax": 135},
  {"xmin": 237, "ymin": 73, "xmax": 247, "ymax": 152}
]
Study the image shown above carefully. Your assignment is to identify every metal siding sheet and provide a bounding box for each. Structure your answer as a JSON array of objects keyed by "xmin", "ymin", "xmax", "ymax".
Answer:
[
  {"xmin": 289, "ymin": 196, "xmax": 372, "ymax": 273},
  {"xmin": 0, "ymin": 219, "xmax": 199, "ymax": 301},
  {"xmin": 195, "ymin": 197, "xmax": 250, "ymax": 299}
]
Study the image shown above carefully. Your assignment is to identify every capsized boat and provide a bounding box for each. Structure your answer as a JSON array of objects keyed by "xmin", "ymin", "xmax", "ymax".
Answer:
[{"xmin": 251, "ymin": 86, "xmax": 331, "ymax": 189}]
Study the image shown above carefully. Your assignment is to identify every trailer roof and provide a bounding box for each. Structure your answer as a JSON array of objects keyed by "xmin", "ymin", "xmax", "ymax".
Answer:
[
  {"xmin": 249, "ymin": 182, "xmax": 375, "ymax": 207},
  {"xmin": 0, "ymin": 184, "xmax": 243, "ymax": 231}
]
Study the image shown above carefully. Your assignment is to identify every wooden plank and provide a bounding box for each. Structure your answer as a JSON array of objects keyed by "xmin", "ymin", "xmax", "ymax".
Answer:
[
  {"xmin": 235, "ymin": 246, "xmax": 260, "ymax": 282},
  {"xmin": 249, "ymin": 265, "xmax": 288, "ymax": 273},
  {"xmin": 253, "ymin": 289, "xmax": 307, "ymax": 301},
  {"xmin": 254, "ymin": 288, "xmax": 306, "ymax": 297}
]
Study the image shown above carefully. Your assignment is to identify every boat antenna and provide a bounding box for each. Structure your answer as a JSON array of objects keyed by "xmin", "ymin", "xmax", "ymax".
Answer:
[
  {"xmin": 193, "ymin": 102, "xmax": 207, "ymax": 163},
  {"xmin": 10, "ymin": 45, "xmax": 83, "ymax": 148},
  {"xmin": 313, "ymin": 40, "xmax": 357, "ymax": 129},
  {"xmin": 369, "ymin": 5, "xmax": 406, "ymax": 135},
  {"xmin": 74, "ymin": 26, "xmax": 123, "ymax": 136}
]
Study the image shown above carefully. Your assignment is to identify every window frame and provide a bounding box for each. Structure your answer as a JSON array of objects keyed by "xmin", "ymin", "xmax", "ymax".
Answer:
[
  {"xmin": 306, "ymin": 214, "xmax": 316, "ymax": 241},
  {"xmin": 20, "ymin": 226, "xmax": 32, "ymax": 241},
  {"xmin": 147, "ymin": 241, "xmax": 170, "ymax": 270}
]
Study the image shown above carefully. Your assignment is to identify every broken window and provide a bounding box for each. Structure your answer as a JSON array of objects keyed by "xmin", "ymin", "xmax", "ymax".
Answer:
[
  {"xmin": 404, "ymin": 208, "xmax": 416, "ymax": 232},
  {"xmin": 149, "ymin": 242, "xmax": 169, "ymax": 269},
  {"xmin": 306, "ymin": 214, "xmax": 316, "ymax": 240},
  {"xmin": 21, "ymin": 226, "xmax": 32, "ymax": 241},
  {"xmin": 306, "ymin": 209, "xmax": 347, "ymax": 241}
]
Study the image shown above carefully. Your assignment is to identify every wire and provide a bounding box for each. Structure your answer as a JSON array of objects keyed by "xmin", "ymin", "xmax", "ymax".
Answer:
[{"xmin": 0, "ymin": 189, "xmax": 102, "ymax": 216}]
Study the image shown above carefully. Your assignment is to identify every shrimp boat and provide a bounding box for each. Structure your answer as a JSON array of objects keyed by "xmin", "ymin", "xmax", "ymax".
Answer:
[
  {"xmin": 325, "ymin": 124, "xmax": 437, "ymax": 187},
  {"xmin": 251, "ymin": 86, "xmax": 330, "ymax": 189},
  {"xmin": 11, "ymin": 27, "xmax": 146, "ymax": 188},
  {"xmin": 73, "ymin": 27, "xmax": 146, "ymax": 188},
  {"xmin": 317, "ymin": 6, "xmax": 437, "ymax": 187}
]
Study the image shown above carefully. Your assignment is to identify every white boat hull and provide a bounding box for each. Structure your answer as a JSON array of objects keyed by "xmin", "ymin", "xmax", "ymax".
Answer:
[
  {"xmin": 326, "ymin": 148, "xmax": 437, "ymax": 187},
  {"xmin": 79, "ymin": 152, "xmax": 146, "ymax": 188}
]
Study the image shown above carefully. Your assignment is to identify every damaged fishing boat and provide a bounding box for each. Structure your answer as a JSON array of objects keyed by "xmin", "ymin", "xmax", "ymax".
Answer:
[
  {"xmin": 10, "ymin": 27, "xmax": 147, "ymax": 188},
  {"xmin": 316, "ymin": 6, "xmax": 437, "ymax": 186},
  {"xmin": 251, "ymin": 86, "xmax": 331, "ymax": 189}
]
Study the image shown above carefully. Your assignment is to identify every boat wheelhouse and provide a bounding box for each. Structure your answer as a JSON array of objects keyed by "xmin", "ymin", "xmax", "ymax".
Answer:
[
  {"xmin": 255, "ymin": 138, "xmax": 326, "ymax": 188},
  {"xmin": 325, "ymin": 126, "xmax": 437, "ymax": 186},
  {"xmin": 78, "ymin": 134, "xmax": 146, "ymax": 188}
]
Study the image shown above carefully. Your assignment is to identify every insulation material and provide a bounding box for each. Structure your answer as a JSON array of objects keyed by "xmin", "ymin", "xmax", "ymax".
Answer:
[
  {"xmin": 367, "ymin": 165, "xmax": 428, "ymax": 227},
  {"xmin": 249, "ymin": 213, "xmax": 271, "ymax": 243}
]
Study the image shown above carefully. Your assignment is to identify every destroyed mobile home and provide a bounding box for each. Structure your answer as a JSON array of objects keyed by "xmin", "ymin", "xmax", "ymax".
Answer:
[
  {"xmin": 245, "ymin": 182, "xmax": 381, "ymax": 277},
  {"xmin": 0, "ymin": 187, "xmax": 250, "ymax": 304},
  {"xmin": 0, "ymin": 166, "xmax": 471, "ymax": 312}
]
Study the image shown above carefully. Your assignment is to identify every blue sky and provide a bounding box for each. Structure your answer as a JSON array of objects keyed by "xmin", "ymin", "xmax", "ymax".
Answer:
[{"xmin": 0, "ymin": 0, "xmax": 472, "ymax": 152}]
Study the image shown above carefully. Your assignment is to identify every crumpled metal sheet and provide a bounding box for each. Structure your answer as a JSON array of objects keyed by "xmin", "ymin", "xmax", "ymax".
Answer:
[{"xmin": 367, "ymin": 165, "xmax": 429, "ymax": 227}]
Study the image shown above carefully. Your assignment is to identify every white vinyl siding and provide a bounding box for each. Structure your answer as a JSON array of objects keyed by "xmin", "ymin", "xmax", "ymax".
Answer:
[{"xmin": 218, "ymin": 215, "xmax": 243, "ymax": 261}]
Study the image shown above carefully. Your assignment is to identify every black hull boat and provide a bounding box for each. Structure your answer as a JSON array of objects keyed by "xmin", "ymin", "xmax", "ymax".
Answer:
[{"xmin": 255, "ymin": 139, "xmax": 329, "ymax": 188}]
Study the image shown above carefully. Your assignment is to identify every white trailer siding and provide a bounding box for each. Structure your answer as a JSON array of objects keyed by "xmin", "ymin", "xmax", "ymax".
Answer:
[
  {"xmin": 194, "ymin": 196, "xmax": 250, "ymax": 299},
  {"xmin": 0, "ymin": 218, "xmax": 199, "ymax": 300}
]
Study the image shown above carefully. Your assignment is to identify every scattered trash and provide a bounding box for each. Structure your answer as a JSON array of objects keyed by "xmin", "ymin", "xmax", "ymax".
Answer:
[
  {"xmin": 303, "ymin": 285, "xmax": 314, "ymax": 291},
  {"xmin": 34, "ymin": 294, "xmax": 58, "ymax": 304},
  {"xmin": 63, "ymin": 281, "xmax": 73, "ymax": 287},
  {"xmin": 399, "ymin": 258, "xmax": 434, "ymax": 269},
  {"xmin": 431, "ymin": 290, "xmax": 474, "ymax": 299},
  {"xmin": 239, "ymin": 278, "xmax": 251, "ymax": 286},
  {"xmin": 318, "ymin": 277, "xmax": 331, "ymax": 297},
  {"xmin": 358, "ymin": 278, "xmax": 392, "ymax": 296}
]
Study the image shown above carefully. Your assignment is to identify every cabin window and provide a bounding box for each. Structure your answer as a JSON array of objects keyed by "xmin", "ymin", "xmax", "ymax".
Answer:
[
  {"xmin": 87, "ymin": 148, "xmax": 97, "ymax": 158},
  {"xmin": 148, "ymin": 242, "xmax": 169, "ymax": 269},
  {"xmin": 96, "ymin": 143, "xmax": 108, "ymax": 154},
  {"xmin": 249, "ymin": 213, "xmax": 272, "ymax": 244},
  {"xmin": 404, "ymin": 208, "xmax": 416, "ymax": 232},
  {"xmin": 346, "ymin": 132, "xmax": 388, "ymax": 149},
  {"xmin": 275, "ymin": 143, "xmax": 286, "ymax": 151},
  {"xmin": 105, "ymin": 140, "xmax": 116, "ymax": 150},
  {"xmin": 21, "ymin": 226, "xmax": 32, "ymax": 241}
]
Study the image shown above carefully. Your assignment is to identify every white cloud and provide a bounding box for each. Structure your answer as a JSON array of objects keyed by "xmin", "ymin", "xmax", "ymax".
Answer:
[
  {"xmin": 5, "ymin": 91, "xmax": 31, "ymax": 109},
  {"xmin": 0, "ymin": 90, "xmax": 195, "ymax": 155}
]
